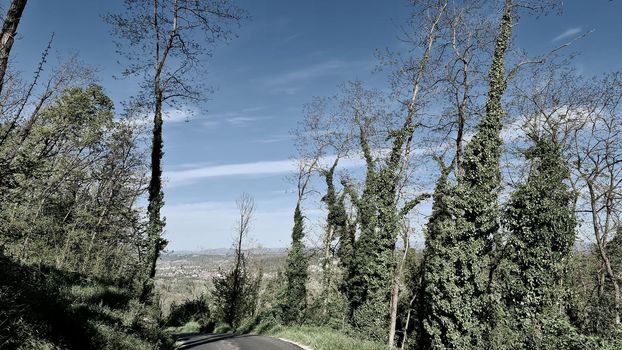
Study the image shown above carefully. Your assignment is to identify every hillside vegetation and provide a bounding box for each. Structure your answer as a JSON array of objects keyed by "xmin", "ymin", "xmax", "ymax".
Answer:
[{"xmin": 0, "ymin": 255, "xmax": 171, "ymax": 349}]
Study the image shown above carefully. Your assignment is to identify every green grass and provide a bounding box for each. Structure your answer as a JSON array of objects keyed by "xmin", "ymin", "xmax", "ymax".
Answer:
[
  {"xmin": 164, "ymin": 321, "xmax": 202, "ymax": 334},
  {"xmin": 256, "ymin": 325, "xmax": 390, "ymax": 350}
]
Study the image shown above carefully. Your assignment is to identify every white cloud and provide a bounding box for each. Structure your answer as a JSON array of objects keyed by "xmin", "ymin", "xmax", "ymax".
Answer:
[
  {"xmin": 137, "ymin": 106, "xmax": 268, "ymax": 128},
  {"xmin": 500, "ymin": 118, "xmax": 524, "ymax": 142},
  {"xmin": 164, "ymin": 154, "xmax": 369, "ymax": 187},
  {"xmin": 552, "ymin": 27, "xmax": 582, "ymax": 42},
  {"xmin": 260, "ymin": 59, "xmax": 368, "ymax": 94},
  {"xmin": 204, "ymin": 106, "xmax": 267, "ymax": 128},
  {"xmin": 227, "ymin": 116, "xmax": 263, "ymax": 127},
  {"xmin": 251, "ymin": 134, "xmax": 292, "ymax": 144},
  {"xmin": 263, "ymin": 60, "xmax": 346, "ymax": 87},
  {"xmin": 163, "ymin": 108, "xmax": 195, "ymax": 123},
  {"xmin": 165, "ymin": 159, "xmax": 293, "ymax": 187}
]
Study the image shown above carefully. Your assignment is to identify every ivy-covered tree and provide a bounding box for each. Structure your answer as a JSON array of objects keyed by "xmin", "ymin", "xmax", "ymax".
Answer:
[
  {"xmin": 107, "ymin": 0, "xmax": 246, "ymax": 302},
  {"xmin": 281, "ymin": 202, "xmax": 308, "ymax": 324},
  {"xmin": 418, "ymin": 159, "xmax": 463, "ymax": 349},
  {"xmin": 500, "ymin": 138, "xmax": 576, "ymax": 344},
  {"xmin": 419, "ymin": 0, "xmax": 514, "ymax": 348},
  {"xmin": 341, "ymin": 78, "xmax": 432, "ymax": 341},
  {"xmin": 336, "ymin": 191, "xmax": 356, "ymax": 311},
  {"xmin": 320, "ymin": 160, "xmax": 341, "ymax": 288}
]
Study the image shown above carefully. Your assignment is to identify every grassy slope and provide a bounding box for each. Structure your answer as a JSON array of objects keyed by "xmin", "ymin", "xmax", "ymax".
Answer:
[
  {"xmin": 0, "ymin": 254, "xmax": 172, "ymax": 350},
  {"xmin": 256, "ymin": 325, "xmax": 390, "ymax": 350}
]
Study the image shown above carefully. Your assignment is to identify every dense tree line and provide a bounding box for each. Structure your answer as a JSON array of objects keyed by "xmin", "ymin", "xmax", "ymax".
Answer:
[
  {"xmin": 0, "ymin": 0, "xmax": 244, "ymax": 348},
  {"xmin": 1, "ymin": 83, "xmax": 149, "ymax": 277},
  {"xmin": 275, "ymin": 1, "xmax": 622, "ymax": 349}
]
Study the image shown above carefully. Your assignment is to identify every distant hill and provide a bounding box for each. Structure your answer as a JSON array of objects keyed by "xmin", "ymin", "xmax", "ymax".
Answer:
[{"xmin": 161, "ymin": 247, "xmax": 288, "ymax": 257}]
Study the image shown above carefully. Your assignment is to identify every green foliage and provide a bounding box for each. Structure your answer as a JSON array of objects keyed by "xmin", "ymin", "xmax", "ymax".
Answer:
[
  {"xmin": 418, "ymin": 2, "xmax": 514, "ymax": 348},
  {"xmin": 0, "ymin": 254, "xmax": 171, "ymax": 350},
  {"xmin": 352, "ymin": 297, "xmax": 392, "ymax": 341},
  {"xmin": 418, "ymin": 163, "xmax": 468, "ymax": 348},
  {"xmin": 339, "ymin": 82, "xmax": 431, "ymax": 340},
  {"xmin": 281, "ymin": 202, "xmax": 309, "ymax": 324},
  {"xmin": 341, "ymin": 115, "xmax": 383, "ymax": 321},
  {"xmin": 345, "ymin": 162, "xmax": 396, "ymax": 339},
  {"xmin": 489, "ymin": 315, "xmax": 622, "ymax": 350},
  {"xmin": 499, "ymin": 139, "xmax": 576, "ymax": 342},
  {"xmin": 176, "ymin": 321, "xmax": 202, "ymax": 333},
  {"xmin": 337, "ymin": 210, "xmax": 357, "ymax": 311},
  {"xmin": 0, "ymin": 85, "xmax": 170, "ymax": 349},
  {"xmin": 213, "ymin": 323, "xmax": 234, "ymax": 334},
  {"xmin": 166, "ymin": 294, "xmax": 212, "ymax": 331},
  {"xmin": 211, "ymin": 255, "xmax": 261, "ymax": 328},
  {"xmin": 306, "ymin": 274, "xmax": 350, "ymax": 329},
  {"xmin": 0, "ymin": 84, "xmax": 148, "ymax": 280},
  {"xmin": 566, "ymin": 248, "xmax": 622, "ymax": 338}
]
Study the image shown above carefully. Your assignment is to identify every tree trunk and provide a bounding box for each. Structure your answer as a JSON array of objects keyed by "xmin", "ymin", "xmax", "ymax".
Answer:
[
  {"xmin": 400, "ymin": 294, "xmax": 417, "ymax": 350},
  {"xmin": 388, "ymin": 270, "xmax": 400, "ymax": 347},
  {"xmin": 0, "ymin": 0, "xmax": 27, "ymax": 95},
  {"xmin": 599, "ymin": 246, "xmax": 621, "ymax": 324},
  {"xmin": 588, "ymin": 180, "xmax": 620, "ymax": 324},
  {"xmin": 388, "ymin": 235, "xmax": 410, "ymax": 347}
]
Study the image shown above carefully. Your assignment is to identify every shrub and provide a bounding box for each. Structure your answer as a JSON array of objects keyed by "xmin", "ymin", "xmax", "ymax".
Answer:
[{"xmin": 166, "ymin": 294, "xmax": 213, "ymax": 331}]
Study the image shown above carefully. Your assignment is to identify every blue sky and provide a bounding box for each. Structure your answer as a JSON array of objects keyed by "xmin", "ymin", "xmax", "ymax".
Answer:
[{"xmin": 10, "ymin": 0, "xmax": 622, "ymax": 250}]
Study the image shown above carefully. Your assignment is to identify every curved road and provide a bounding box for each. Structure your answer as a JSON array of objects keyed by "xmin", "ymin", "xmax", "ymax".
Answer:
[{"xmin": 174, "ymin": 333, "xmax": 305, "ymax": 350}]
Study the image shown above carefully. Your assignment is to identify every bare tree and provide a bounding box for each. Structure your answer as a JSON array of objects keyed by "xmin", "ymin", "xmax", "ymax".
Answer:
[
  {"xmin": 572, "ymin": 74, "xmax": 622, "ymax": 325},
  {"xmin": 234, "ymin": 193, "xmax": 254, "ymax": 269},
  {"xmin": 212, "ymin": 193, "xmax": 260, "ymax": 327}
]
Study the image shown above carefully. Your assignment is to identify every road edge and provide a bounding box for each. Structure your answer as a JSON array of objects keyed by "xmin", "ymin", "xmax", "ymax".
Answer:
[{"xmin": 275, "ymin": 337, "xmax": 314, "ymax": 350}]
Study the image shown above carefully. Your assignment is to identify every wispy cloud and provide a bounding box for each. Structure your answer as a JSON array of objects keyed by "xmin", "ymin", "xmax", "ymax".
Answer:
[
  {"xmin": 164, "ymin": 154, "xmax": 368, "ymax": 187},
  {"xmin": 264, "ymin": 60, "xmax": 347, "ymax": 86},
  {"xmin": 552, "ymin": 27, "xmax": 582, "ymax": 42},
  {"xmin": 139, "ymin": 106, "xmax": 268, "ymax": 129},
  {"xmin": 227, "ymin": 116, "xmax": 266, "ymax": 127},
  {"xmin": 163, "ymin": 201, "xmax": 292, "ymax": 250},
  {"xmin": 205, "ymin": 106, "xmax": 267, "ymax": 128},
  {"xmin": 251, "ymin": 134, "xmax": 292, "ymax": 144},
  {"xmin": 260, "ymin": 59, "xmax": 368, "ymax": 94},
  {"xmin": 166, "ymin": 159, "xmax": 293, "ymax": 186}
]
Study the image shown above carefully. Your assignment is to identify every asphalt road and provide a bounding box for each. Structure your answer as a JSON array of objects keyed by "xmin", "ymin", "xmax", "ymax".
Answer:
[{"xmin": 174, "ymin": 333, "xmax": 305, "ymax": 350}]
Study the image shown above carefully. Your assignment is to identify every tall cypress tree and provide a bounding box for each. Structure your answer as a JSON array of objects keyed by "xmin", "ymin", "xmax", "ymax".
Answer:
[
  {"xmin": 282, "ymin": 202, "xmax": 308, "ymax": 324},
  {"xmin": 501, "ymin": 138, "xmax": 576, "ymax": 341},
  {"xmin": 419, "ymin": 1, "xmax": 514, "ymax": 348}
]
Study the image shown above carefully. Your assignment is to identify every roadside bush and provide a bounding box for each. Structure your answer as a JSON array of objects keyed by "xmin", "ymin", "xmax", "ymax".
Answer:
[
  {"xmin": 166, "ymin": 294, "xmax": 213, "ymax": 331},
  {"xmin": 213, "ymin": 323, "xmax": 233, "ymax": 334}
]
